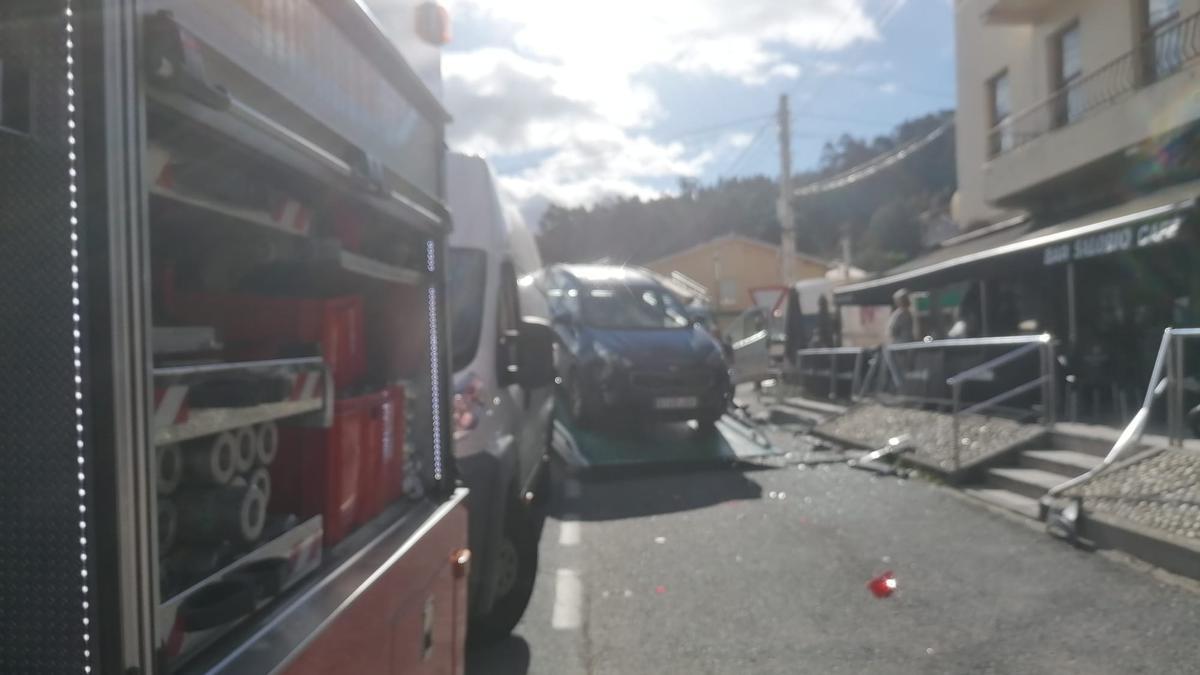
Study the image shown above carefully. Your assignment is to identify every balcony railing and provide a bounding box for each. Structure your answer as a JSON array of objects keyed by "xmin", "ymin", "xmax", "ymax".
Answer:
[{"xmin": 988, "ymin": 10, "xmax": 1200, "ymax": 158}]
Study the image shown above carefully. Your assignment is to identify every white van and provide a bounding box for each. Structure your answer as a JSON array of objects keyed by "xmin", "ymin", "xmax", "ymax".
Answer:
[{"xmin": 446, "ymin": 153, "xmax": 557, "ymax": 641}]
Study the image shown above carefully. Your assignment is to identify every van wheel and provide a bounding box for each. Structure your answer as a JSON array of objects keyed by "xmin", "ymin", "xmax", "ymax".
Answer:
[{"xmin": 469, "ymin": 502, "xmax": 539, "ymax": 644}]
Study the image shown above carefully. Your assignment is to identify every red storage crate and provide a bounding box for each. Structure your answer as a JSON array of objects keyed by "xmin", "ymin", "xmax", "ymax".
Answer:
[
  {"xmin": 355, "ymin": 387, "xmax": 406, "ymax": 524},
  {"xmin": 366, "ymin": 286, "xmax": 425, "ymax": 377},
  {"xmin": 273, "ymin": 390, "xmax": 389, "ymax": 547},
  {"xmin": 355, "ymin": 395, "xmax": 385, "ymax": 527},
  {"xmin": 380, "ymin": 386, "xmax": 407, "ymax": 505},
  {"xmin": 173, "ymin": 293, "xmax": 366, "ymax": 389}
]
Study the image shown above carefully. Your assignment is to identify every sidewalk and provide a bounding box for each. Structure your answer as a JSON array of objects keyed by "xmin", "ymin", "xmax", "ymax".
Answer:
[
  {"xmin": 1064, "ymin": 447, "xmax": 1200, "ymax": 541},
  {"xmin": 775, "ymin": 395, "xmax": 1200, "ymax": 581},
  {"xmin": 812, "ymin": 403, "xmax": 1044, "ymax": 477}
]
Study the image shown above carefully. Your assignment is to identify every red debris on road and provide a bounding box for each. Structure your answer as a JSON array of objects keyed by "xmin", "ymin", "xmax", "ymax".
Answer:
[{"xmin": 867, "ymin": 571, "xmax": 897, "ymax": 599}]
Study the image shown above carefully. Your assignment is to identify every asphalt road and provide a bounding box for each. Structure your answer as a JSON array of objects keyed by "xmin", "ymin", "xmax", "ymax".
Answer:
[{"xmin": 468, "ymin": 429, "xmax": 1200, "ymax": 675}]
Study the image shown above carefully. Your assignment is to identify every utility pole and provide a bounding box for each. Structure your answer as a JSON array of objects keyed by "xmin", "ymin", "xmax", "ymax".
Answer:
[
  {"xmin": 777, "ymin": 94, "xmax": 794, "ymax": 287},
  {"xmin": 840, "ymin": 223, "xmax": 852, "ymax": 278}
]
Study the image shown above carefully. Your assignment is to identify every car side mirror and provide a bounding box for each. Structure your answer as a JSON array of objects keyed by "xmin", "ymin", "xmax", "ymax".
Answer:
[{"xmin": 514, "ymin": 317, "xmax": 557, "ymax": 389}]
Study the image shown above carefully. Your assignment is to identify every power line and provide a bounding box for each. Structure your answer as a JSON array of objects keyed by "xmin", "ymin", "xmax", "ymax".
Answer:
[
  {"xmin": 785, "ymin": 4, "xmax": 864, "ymax": 101},
  {"xmin": 658, "ymin": 113, "xmax": 774, "ymax": 142},
  {"xmin": 791, "ymin": 0, "xmax": 907, "ymax": 104},
  {"xmin": 791, "ymin": 109, "xmax": 906, "ymax": 129},
  {"xmin": 782, "ymin": 0, "xmax": 915, "ymax": 169},
  {"xmin": 718, "ymin": 119, "xmax": 773, "ymax": 177},
  {"xmin": 661, "ymin": 108, "xmax": 898, "ymax": 146},
  {"xmin": 710, "ymin": 108, "xmax": 929, "ymax": 181},
  {"xmin": 793, "ymin": 118, "xmax": 953, "ymax": 197}
]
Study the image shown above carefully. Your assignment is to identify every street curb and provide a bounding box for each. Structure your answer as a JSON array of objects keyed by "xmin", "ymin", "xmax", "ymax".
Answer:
[{"xmin": 1079, "ymin": 510, "xmax": 1200, "ymax": 582}]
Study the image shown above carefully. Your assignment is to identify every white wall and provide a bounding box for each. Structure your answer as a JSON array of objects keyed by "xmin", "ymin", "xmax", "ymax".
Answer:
[
  {"xmin": 954, "ymin": 0, "xmax": 1200, "ymax": 223},
  {"xmin": 954, "ymin": 0, "xmax": 1035, "ymax": 226}
]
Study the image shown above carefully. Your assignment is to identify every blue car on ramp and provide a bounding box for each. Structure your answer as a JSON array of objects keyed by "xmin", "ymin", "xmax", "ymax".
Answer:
[{"xmin": 534, "ymin": 264, "xmax": 733, "ymax": 431}]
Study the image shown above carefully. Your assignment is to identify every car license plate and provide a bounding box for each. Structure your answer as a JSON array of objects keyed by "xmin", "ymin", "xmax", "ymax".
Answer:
[{"xmin": 654, "ymin": 396, "xmax": 698, "ymax": 410}]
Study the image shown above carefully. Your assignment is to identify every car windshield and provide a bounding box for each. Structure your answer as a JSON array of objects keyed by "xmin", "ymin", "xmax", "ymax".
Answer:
[
  {"xmin": 580, "ymin": 285, "xmax": 690, "ymax": 329},
  {"xmin": 446, "ymin": 247, "xmax": 487, "ymax": 370}
]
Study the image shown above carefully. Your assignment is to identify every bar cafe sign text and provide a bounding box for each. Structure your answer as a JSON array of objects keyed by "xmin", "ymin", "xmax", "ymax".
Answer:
[{"xmin": 1043, "ymin": 216, "xmax": 1183, "ymax": 266}]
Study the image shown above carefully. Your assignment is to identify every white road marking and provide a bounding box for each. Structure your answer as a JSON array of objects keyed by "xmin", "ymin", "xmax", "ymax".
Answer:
[
  {"xmin": 552, "ymin": 568, "xmax": 583, "ymax": 630},
  {"xmin": 559, "ymin": 518, "xmax": 581, "ymax": 546}
]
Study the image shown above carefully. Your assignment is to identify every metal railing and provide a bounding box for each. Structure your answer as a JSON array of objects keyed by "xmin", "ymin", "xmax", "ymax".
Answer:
[
  {"xmin": 1048, "ymin": 327, "xmax": 1200, "ymax": 498},
  {"xmin": 876, "ymin": 335, "xmax": 1054, "ymax": 403},
  {"xmin": 989, "ymin": 9, "xmax": 1200, "ymax": 157},
  {"xmin": 856, "ymin": 335, "xmax": 1057, "ymax": 472},
  {"xmin": 793, "ymin": 347, "xmax": 866, "ymax": 402},
  {"xmin": 945, "ymin": 335, "xmax": 1056, "ymax": 471}
]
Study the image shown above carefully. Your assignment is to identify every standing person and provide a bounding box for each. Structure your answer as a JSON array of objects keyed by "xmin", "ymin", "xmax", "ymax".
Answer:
[
  {"xmin": 812, "ymin": 294, "xmax": 834, "ymax": 348},
  {"xmin": 887, "ymin": 288, "xmax": 917, "ymax": 344}
]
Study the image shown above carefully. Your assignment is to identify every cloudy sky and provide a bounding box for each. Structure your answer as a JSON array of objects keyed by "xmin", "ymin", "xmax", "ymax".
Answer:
[{"xmin": 439, "ymin": 0, "xmax": 955, "ymax": 226}]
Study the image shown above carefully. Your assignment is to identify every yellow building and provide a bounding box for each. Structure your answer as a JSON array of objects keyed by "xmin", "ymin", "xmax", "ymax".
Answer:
[{"xmin": 645, "ymin": 234, "xmax": 830, "ymax": 319}]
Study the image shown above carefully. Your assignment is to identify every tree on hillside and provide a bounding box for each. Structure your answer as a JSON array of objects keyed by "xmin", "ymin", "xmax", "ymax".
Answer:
[{"xmin": 537, "ymin": 109, "xmax": 955, "ymax": 273}]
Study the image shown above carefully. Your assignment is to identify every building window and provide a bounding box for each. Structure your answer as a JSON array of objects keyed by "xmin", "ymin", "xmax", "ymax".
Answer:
[
  {"xmin": 1144, "ymin": 0, "xmax": 1182, "ymax": 81},
  {"xmin": 0, "ymin": 58, "xmax": 32, "ymax": 134},
  {"xmin": 1148, "ymin": 0, "xmax": 1181, "ymax": 28},
  {"xmin": 1051, "ymin": 22, "xmax": 1083, "ymax": 127},
  {"xmin": 718, "ymin": 280, "xmax": 738, "ymax": 307},
  {"xmin": 987, "ymin": 70, "xmax": 1012, "ymax": 156}
]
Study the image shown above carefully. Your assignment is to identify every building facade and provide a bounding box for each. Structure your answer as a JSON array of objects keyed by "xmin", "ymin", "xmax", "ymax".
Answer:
[
  {"xmin": 956, "ymin": 0, "xmax": 1200, "ymax": 225},
  {"xmin": 644, "ymin": 234, "xmax": 830, "ymax": 321},
  {"xmin": 838, "ymin": 0, "xmax": 1200, "ymax": 423}
]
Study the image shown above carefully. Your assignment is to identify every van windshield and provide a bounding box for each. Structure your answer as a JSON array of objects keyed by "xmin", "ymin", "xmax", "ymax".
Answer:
[
  {"xmin": 447, "ymin": 247, "xmax": 487, "ymax": 370},
  {"xmin": 580, "ymin": 285, "xmax": 690, "ymax": 330}
]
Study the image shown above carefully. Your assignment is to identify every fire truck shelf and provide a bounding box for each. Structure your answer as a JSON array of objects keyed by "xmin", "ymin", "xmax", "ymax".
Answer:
[
  {"xmin": 153, "ymin": 357, "xmax": 329, "ymax": 446},
  {"xmin": 191, "ymin": 489, "xmax": 468, "ymax": 675},
  {"xmin": 147, "ymin": 88, "xmax": 449, "ymax": 236},
  {"xmin": 149, "ymin": 185, "xmax": 309, "ymax": 240},
  {"xmin": 157, "ymin": 514, "xmax": 325, "ymax": 669},
  {"xmin": 308, "ymin": 240, "xmax": 426, "ymax": 286}
]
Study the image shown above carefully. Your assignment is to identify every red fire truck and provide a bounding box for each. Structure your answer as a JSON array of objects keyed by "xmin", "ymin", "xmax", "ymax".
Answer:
[{"xmin": 0, "ymin": 1, "xmax": 551, "ymax": 672}]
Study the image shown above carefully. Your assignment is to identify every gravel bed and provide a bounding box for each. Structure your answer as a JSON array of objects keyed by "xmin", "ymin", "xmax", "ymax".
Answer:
[
  {"xmin": 815, "ymin": 403, "xmax": 1043, "ymax": 472},
  {"xmin": 1065, "ymin": 449, "xmax": 1200, "ymax": 541}
]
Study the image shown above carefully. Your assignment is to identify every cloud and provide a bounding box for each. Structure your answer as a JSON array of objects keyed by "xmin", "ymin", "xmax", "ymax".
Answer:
[
  {"xmin": 878, "ymin": 82, "xmax": 900, "ymax": 94},
  {"xmin": 441, "ymin": 0, "xmax": 883, "ymax": 224},
  {"xmin": 447, "ymin": 0, "xmax": 878, "ymax": 84}
]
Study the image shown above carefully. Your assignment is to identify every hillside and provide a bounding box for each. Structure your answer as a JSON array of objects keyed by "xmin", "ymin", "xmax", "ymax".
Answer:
[{"xmin": 537, "ymin": 110, "xmax": 956, "ymax": 272}]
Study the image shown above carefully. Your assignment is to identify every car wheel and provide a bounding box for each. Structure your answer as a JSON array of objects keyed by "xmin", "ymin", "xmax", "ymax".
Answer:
[{"xmin": 468, "ymin": 501, "xmax": 540, "ymax": 645}]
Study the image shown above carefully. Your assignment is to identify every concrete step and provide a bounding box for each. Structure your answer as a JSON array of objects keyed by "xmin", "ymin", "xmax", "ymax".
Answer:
[
  {"xmin": 1079, "ymin": 510, "xmax": 1200, "ymax": 582},
  {"xmin": 984, "ymin": 467, "xmax": 1063, "ymax": 499},
  {"xmin": 1019, "ymin": 449, "xmax": 1102, "ymax": 476},
  {"xmin": 964, "ymin": 488, "xmax": 1041, "ymax": 520},
  {"xmin": 1047, "ymin": 425, "xmax": 1122, "ymax": 457}
]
